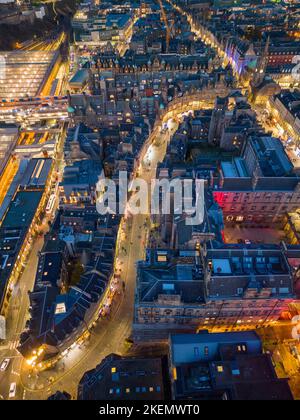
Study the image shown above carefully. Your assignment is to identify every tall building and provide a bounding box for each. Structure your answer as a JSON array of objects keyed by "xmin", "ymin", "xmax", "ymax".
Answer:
[{"xmin": 214, "ymin": 135, "xmax": 300, "ymax": 226}]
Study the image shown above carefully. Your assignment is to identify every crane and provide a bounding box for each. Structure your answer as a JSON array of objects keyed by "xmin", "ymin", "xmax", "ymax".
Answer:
[{"xmin": 158, "ymin": 0, "xmax": 171, "ymax": 53}]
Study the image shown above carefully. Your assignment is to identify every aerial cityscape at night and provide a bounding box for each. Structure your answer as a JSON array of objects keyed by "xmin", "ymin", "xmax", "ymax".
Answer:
[{"xmin": 0, "ymin": 0, "xmax": 299, "ymax": 404}]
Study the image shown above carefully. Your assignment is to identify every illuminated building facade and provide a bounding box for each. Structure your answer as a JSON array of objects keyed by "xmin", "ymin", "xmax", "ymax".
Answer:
[{"xmin": 133, "ymin": 245, "xmax": 298, "ymax": 340}]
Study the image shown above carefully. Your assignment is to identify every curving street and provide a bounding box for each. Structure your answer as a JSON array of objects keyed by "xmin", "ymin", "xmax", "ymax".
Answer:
[
  {"xmin": 1, "ymin": 0, "xmax": 298, "ymax": 401},
  {"xmin": 17, "ymin": 125, "xmax": 172, "ymax": 400}
]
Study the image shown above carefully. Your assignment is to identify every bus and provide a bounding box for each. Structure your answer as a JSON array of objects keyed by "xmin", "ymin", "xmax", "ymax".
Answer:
[{"xmin": 46, "ymin": 194, "xmax": 56, "ymax": 215}]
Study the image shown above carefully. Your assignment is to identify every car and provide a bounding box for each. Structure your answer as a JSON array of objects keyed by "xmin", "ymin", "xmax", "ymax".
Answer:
[
  {"xmin": 0, "ymin": 358, "xmax": 10, "ymax": 372},
  {"xmin": 9, "ymin": 383, "xmax": 16, "ymax": 399},
  {"xmin": 244, "ymin": 239, "xmax": 251, "ymax": 245}
]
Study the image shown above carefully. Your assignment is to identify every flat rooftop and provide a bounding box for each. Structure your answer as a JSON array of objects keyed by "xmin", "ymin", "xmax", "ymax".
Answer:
[
  {"xmin": 69, "ymin": 69, "xmax": 89, "ymax": 86},
  {"xmin": 221, "ymin": 158, "xmax": 249, "ymax": 178},
  {"xmin": 20, "ymin": 158, "xmax": 52, "ymax": 188},
  {"xmin": 1, "ymin": 190, "xmax": 43, "ymax": 229}
]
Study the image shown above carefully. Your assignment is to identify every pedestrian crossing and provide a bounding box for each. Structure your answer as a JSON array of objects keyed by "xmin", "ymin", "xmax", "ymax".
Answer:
[{"xmin": 0, "ymin": 339, "xmax": 19, "ymax": 352}]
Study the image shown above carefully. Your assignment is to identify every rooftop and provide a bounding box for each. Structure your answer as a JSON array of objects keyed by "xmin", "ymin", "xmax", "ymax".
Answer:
[
  {"xmin": 78, "ymin": 354, "xmax": 168, "ymax": 400},
  {"xmin": 171, "ymin": 331, "xmax": 293, "ymax": 400},
  {"xmin": 249, "ymin": 136, "xmax": 294, "ymax": 178},
  {"xmin": 1, "ymin": 190, "xmax": 43, "ymax": 229},
  {"xmin": 0, "ymin": 50, "xmax": 58, "ymax": 99}
]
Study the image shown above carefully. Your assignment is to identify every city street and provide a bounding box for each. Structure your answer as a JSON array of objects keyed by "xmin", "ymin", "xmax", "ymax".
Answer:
[
  {"xmin": 0, "ymin": 10, "xmax": 173, "ymax": 400},
  {"xmin": 0, "ymin": 237, "xmax": 44, "ymax": 400},
  {"xmin": 0, "ymin": 0, "xmax": 299, "ymax": 401},
  {"xmin": 15, "ymin": 127, "xmax": 172, "ymax": 400},
  {"xmin": 0, "ymin": 87, "xmax": 216, "ymax": 400}
]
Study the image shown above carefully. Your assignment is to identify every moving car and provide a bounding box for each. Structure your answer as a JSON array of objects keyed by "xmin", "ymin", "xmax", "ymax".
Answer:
[
  {"xmin": 0, "ymin": 358, "xmax": 10, "ymax": 372},
  {"xmin": 9, "ymin": 383, "xmax": 16, "ymax": 399}
]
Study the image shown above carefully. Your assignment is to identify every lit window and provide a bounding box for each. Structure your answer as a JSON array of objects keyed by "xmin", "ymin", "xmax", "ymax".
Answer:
[
  {"xmin": 217, "ymin": 366, "xmax": 223, "ymax": 373},
  {"xmin": 111, "ymin": 367, "xmax": 116, "ymax": 373}
]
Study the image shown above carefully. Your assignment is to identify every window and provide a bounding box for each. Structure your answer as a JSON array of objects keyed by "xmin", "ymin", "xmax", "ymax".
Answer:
[{"xmin": 204, "ymin": 346, "xmax": 209, "ymax": 356}]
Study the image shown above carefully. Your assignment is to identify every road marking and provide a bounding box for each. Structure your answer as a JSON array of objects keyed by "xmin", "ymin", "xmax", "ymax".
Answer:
[
  {"xmin": 11, "ymin": 370, "xmax": 20, "ymax": 377},
  {"xmin": 8, "ymin": 340, "xmax": 19, "ymax": 351}
]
